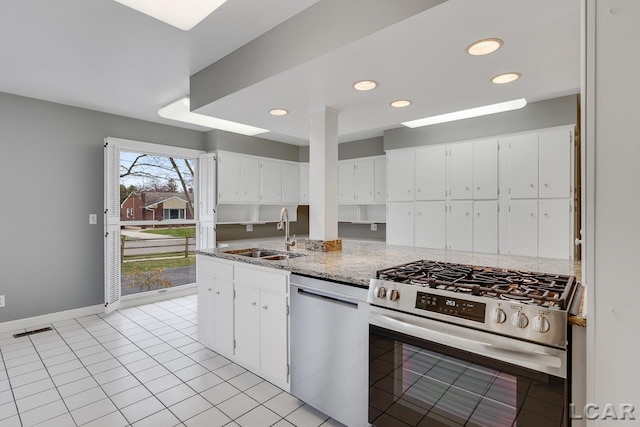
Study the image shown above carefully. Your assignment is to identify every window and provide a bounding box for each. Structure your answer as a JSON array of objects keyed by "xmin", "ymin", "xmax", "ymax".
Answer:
[{"xmin": 105, "ymin": 137, "xmax": 215, "ymax": 312}]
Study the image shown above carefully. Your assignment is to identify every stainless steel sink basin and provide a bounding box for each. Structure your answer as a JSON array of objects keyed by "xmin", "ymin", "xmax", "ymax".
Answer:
[{"xmin": 224, "ymin": 248, "xmax": 305, "ymax": 261}]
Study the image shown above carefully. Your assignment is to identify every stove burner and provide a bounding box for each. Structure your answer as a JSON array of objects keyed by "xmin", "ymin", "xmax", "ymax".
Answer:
[{"xmin": 376, "ymin": 260, "xmax": 576, "ymax": 310}]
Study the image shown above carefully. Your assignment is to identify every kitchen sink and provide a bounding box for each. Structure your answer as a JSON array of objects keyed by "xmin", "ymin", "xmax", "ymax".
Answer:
[{"xmin": 224, "ymin": 248, "xmax": 305, "ymax": 261}]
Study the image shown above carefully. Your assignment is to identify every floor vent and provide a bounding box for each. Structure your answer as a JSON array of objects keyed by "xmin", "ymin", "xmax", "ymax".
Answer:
[{"xmin": 13, "ymin": 327, "xmax": 53, "ymax": 338}]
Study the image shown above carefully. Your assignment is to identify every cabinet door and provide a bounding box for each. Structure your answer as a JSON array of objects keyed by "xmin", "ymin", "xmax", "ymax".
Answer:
[
  {"xmin": 386, "ymin": 151, "xmax": 415, "ymax": 201},
  {"xmin": 218, "ymin": 153, "xmax": 241, "ymax": 202},
  {"xmin": 416, "ymin": 145, "xmax": 447, "ymax": 200},
  {"xmin": 415, "ymin": 201, "xmax": 446, "ymax": 249},
  {"xmin": 260, "ymin": 159, "xmax": 282, "ymax": 203},
  {"xmin": 299, "ymin": 163, "xmax": 309, "ymax": 204},
  {"xmin": 508, "ymin": 200, "xmax": 538, "ymax": 257},
  {"xmin": 508, "ymin": 134, "xmax": 538, "ymax": 198},
  {"xmin": 539, "ymin": 130, "xmax": 571, "ymax": 198},
  {"xmin": 539, "ymin": 199, "xmax": 571, "ymax": 259},
  {"xmin": 386, "ymin": 202, "xmax": 414, "ymax": 246},
  {"xmin": 213, "ymin": 279, "xmax": 234, "ymax": 357},
  {"xmin": 355, "ymin": 159, "xmax": 375, "ymax": 203},
  {"xmin": 259, "ymin": 290, "xmax": 288, "ymax": 385},
  {"xmin": 196, "ymin": 257, "xmax": 215, "ymax": 349},
  {"xmin": 338, "ymin": 162, "xmax": 355, "ymax": 203},
  {"xmin": 473, "ymin": 139, "xmax": 498, "ymax": 200},
  {"xmin": 449, "ymin": 143, "xmax": 473, "ymax": 200},
  {"xmin": 282, "ymin": 163, "xmax": 299, "ymax": 204},
  {"xmin": 473, "ymin": 201, "xmax": 498, "ymax": 254},
  {"xmin": 446, "ymin": 201, "xmax": 473, "ymax": 252},
  {"xmin": 234, "ymin": 286, "xmax": 260, "ymax": 370},
  {"xmin": 374, "ymin": 158, "xmax": 386, "ymax": 203},
  {"xmin": 241, "ymin": 157, "xmax": 260, "ymax": 203}
]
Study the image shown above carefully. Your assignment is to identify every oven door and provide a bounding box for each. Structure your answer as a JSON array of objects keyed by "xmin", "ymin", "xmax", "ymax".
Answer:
[{"xmin": 369, "ymin": 306, "xmax": 569, "ymax": 427}]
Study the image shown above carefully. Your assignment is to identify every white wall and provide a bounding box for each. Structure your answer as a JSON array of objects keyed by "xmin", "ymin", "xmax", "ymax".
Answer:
[{"xmin": 586, "ymin": 1, "xmax": 640, "ymax": 424}]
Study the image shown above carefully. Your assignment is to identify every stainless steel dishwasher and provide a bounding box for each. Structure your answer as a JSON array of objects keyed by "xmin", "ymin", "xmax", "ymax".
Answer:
[{"xmin": 290, "ymin": 274, "xmax": 369, "ymax": 427}]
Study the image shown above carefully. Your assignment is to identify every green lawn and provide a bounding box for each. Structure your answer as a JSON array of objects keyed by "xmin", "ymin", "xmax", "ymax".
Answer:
[
  {"xmin": 122, "ymin": 255, "xmax": 195, "ymax": 274},
  {"xmin": 142, "ymin": 227, "xmax": 195, "ymax": 238}
]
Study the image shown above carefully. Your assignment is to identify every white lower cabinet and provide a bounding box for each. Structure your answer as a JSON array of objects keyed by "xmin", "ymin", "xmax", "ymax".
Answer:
[
  {"xmin": 197, "ymin": 255, "xmax": 290, "ymax": 391},
  {"xmin": 508, "ymin": 200, "xmax": 539, "ymax": 257},
  {"xmin": 539, "ymin": 199, "xmax": 571, "ymax": 259},
  {"xmin": 473, "ymin": 201, "xmax": 498, "ymax": 254},
  {"xmin": 446, "ymin": 201, "xmax": 473, "ymax": 252},
  {"xmin": 415, "ymin": 201, "xmax": 446, "ymax": 249},
  {"xmin": 386, "ymin": 202, "xmax": 414, "ymax": 246}
]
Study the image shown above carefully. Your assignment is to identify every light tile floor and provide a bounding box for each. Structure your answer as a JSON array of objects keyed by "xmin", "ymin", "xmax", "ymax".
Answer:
[{"xmin": 0, "ymin": 296, "xmax": 344, "ymax": 427}]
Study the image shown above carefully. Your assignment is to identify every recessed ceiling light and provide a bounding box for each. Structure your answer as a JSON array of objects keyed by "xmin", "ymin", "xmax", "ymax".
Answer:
[
  {"xmin": 491, "ymin": 72, "xmax": 521, "ymax": 84},
  {"xmin": 113, "ymin": 0, "xmax": 227, "ymax": 31},
  {"xmin": 466, "ymin": 38, "xmax": 503, "ymax": 56},
  {"xmin": 353, "ymin": 80, "xmax": 378, "ymax": 91},
  {"xmin": 402, "ymin": 98, "xmax": 527, "ymax": 128},
  {"xmin": 390, "ymin": 99, "xmax": 412, "ymax": 108},
  {"xmin": 269, "ymin": 108, "xmax": 289, "ymax": 116},
  {"xmin": 159, "ymin": 96, "xmax": 268, "ymax": 136}
]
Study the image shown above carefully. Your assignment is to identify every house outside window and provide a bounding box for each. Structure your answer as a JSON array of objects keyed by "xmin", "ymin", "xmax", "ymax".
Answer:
[{"xmin": 164, "ymin": 208, "xmax": 185, "ymax": 219}]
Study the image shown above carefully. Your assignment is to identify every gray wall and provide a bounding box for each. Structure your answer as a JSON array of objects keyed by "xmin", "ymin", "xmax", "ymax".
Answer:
[
  {"xmin": 384, "ymin": 95, "xmax": 578, "ymax": 150},
  {"xmin": 0, "ymin": 92, "xmax": 206, "ymax": 323},
  {"xmin": 339, "ymin": 137, "xmax": 384, "ymax": 160},
  {"xmin": 206, "ymin": 130, "xmax": 300, "ymax": 161},
  {"xmin": 217, "ymin": 206, "xmax": 310, "ymax": 242}
]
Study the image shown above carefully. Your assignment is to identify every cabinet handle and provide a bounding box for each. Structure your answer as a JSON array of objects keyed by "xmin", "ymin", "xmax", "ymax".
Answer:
[
  {"xmin": 530, "ymin": 213, "xmax": 535, "ymax": 217},
  {"xmin": 477, "ymin": 212, "xmax": 480, "ymax": 216},
  {"xmin": 477, "ymin": 186, "xmax": 480, "ymax": 190},
  {"xmin": 544, "ymin": 183, "xmax": 549, "ymax": 187},
  {"xmin": 466, "ymin": 186, "xmax": 469, "ymax": 190},
  {"xmin": 530, "ymin": 184, "xmax": 535, "ymax": 188},
  {"xmin": 215, "ymin": 291, "xmax": 220, "ymax": 295},
  {"xmin": 544, "ymin": 213, "xmax": 549, "ymax": 216},
  {"xmin": 252, "ymin": 302, "xmax": 257, "ymax": 306},
  {"xmin": 417, "ymin": 188, "xmax": 421, "ymax": 192},
  {"xmin": 262, "ymin": 305, "xmax": 268, "ymax": 310},
  {"xmin": 208, "ymin": 288, "xmax": 212, "ymax": 292}
]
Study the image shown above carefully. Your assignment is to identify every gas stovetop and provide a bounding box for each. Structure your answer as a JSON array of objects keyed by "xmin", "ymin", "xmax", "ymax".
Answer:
[
  {"xmin": 368, "ymin": 260, "xmax": 579, "ymax": 348},
  {"xmin": 376, "ymin": 260, "xmax": 576, "ymax": 310}
]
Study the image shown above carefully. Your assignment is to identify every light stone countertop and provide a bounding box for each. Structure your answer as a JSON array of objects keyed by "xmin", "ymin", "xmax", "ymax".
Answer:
[{"xmin": 198, "ymin": 238, "xmax": 585, "ymax": 326}]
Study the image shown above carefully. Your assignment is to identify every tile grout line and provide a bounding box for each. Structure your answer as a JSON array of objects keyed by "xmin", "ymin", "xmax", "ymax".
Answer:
[{"xmin": 0, "ymin": 342, "xmax": 24, "ymax": 426}]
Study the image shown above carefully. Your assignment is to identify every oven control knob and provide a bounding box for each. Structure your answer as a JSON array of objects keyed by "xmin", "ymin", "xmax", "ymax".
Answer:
[
  {"xmin": 375, "ymin": 286, "xmax": 387, "ymax": 299},
  {"xmin": 388, "ymin": 289, "xmax": 400, "ymax": 301},
  {"xmin": 491, "ymin": 308, "xmax": 507, "ymax": 324},
  {"xmin": 510, "ymin": 311, "xmax": 529, "ymax": 329},
  {"xmin": 532, "ymin": 315, "xmax": 550, "ymax": 333}
]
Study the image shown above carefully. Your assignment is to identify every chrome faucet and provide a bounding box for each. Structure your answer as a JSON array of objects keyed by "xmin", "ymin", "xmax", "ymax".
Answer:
[{"xmin": 277, "ymin": 207, "xmax": 296, "ymax": 251}]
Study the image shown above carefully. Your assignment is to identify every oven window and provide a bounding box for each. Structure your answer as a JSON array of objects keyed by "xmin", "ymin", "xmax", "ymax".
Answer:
[{"xmin": 369, "ymin": 327, "xmax": 566, "ymax": 427}]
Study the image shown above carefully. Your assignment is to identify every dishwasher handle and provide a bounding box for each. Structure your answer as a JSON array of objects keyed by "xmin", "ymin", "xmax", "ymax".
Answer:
[{"xmin": 296, "ymin": 287, "xmax": 359, "ymax": 309}]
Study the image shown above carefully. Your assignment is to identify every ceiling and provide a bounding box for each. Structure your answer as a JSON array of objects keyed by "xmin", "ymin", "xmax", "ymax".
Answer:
[{"xmin": 0, "ymin": 0, "xmax": 580, "ymax": 146}]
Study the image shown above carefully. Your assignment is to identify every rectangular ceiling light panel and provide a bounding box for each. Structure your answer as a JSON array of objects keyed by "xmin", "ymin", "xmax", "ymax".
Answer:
[
  {"xmin": 402, "ymin": 98, "xmax": 528, "ymax": 128},
  {"xmin": 114, "ymin": 0, "xmax": 227, "ymax": 31},
  {"xmin": 159, "ymin": 97, "xmax": 269, "ymax": 136}
]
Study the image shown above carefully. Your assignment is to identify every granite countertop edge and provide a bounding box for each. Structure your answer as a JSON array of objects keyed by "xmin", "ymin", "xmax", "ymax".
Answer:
[{"xmin": 197, "ymin": 239, "xmax": 586, "ymax": 327}]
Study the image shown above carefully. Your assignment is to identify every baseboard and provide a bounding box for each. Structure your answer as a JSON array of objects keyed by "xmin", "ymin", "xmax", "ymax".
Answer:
[{"xmin": 0, "ymin": 304, "xmax": 104, "ymax": 334}]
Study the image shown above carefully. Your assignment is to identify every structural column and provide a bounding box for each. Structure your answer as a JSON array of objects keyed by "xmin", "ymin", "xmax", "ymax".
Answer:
[{"xmin": 307, "ymin": 107, "xmax": 341, "ymax": 251}]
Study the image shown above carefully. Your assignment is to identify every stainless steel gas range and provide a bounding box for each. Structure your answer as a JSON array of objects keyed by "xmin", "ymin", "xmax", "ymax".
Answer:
[{"xmin": 367, "ymin": 260, "xmax": 580, "ymax": 427}]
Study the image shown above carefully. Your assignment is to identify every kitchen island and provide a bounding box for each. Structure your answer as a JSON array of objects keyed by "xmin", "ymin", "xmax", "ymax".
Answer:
[{"xmin": 198, "ymin": 238, "xmax": 585, "ymax": 324}]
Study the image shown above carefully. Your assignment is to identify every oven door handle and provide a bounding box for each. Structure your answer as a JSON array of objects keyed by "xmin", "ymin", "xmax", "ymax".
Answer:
[{"xmin": 370, "ymin": 311, "xmax": 565, "ymax": 376}]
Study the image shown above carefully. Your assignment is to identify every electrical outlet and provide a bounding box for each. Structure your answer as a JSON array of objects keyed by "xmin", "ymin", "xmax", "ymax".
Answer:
[
  {"xmin": 89, "ymin": 214, "xmax": 97, "ymax": 225},
  {"xmin": 246, "ymin": 224, "xmax": 253, "ymax": 232},
  {"xmin": 371, "ymin": 223, "xmax": 378, "ymax": 231},
  {"xmin": 0, "ymin": 295, "xmax": 5, "ymax": 308}
]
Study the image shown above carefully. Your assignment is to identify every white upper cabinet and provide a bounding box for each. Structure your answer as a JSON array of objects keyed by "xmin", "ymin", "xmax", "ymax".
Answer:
[
  {"xmin": 374, "ymin": 158, "xmax": 386, "ymax": 203},
  {"xmin": 473, "ymin": 139, "xmax": 498, "ymax": 200},
  {"xmin": 217, "ymin": 152, "xmax": 241, "ymax": 202},
  {"xmin": 415, "ymin": 201, "xmax": 446, "ymax": 249},
  {"xmin": 282, "ymin": 162, "xmax": 299, "ymax": 204},
  {"xmin": 446, "ymin": 201, "xmax": 473, "ymax": 252},
  {"xmin": 338, "ymin": 162, "xmax": 356, "ymax": 203},
  {"xmin": 448, "ymin": 142, "xmax": 473, "ymax": 200},
  {"xmin": 299, "ymin": 163, "xmax": 309, "ymax": 204},
  {"xmin": 473, "ymin": 200, "xmax": 498, "ymax": 254},
  {"xmin": 387, "ymin": 150, "xmax": 415, "ymax": 202},
  {"xmin": 416, "ymin": 145, "xmax": 447, "ymax": 201},
  {"xmin": 539, "ymin": 129, "xmax": 572, "ymax": 198},
  {"xmin": 260, "ymin": 159, "xmax": 282, "ymax": 203},
  {"xmin": 355, "ymin": 159, "xmax": 375, "ymax": 203},
  {"xmin": 507, "ymin": 134, "xmax": 539, "ymax": 199},
  {"xmin": 241, "ymin": 156, "xmax": 260, "ymax": 203}
]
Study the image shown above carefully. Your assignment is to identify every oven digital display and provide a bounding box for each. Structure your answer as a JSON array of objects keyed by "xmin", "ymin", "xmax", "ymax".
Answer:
[{"xmin": 415, "ymin": 292, "xmax": 486, "ymax": 323}]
